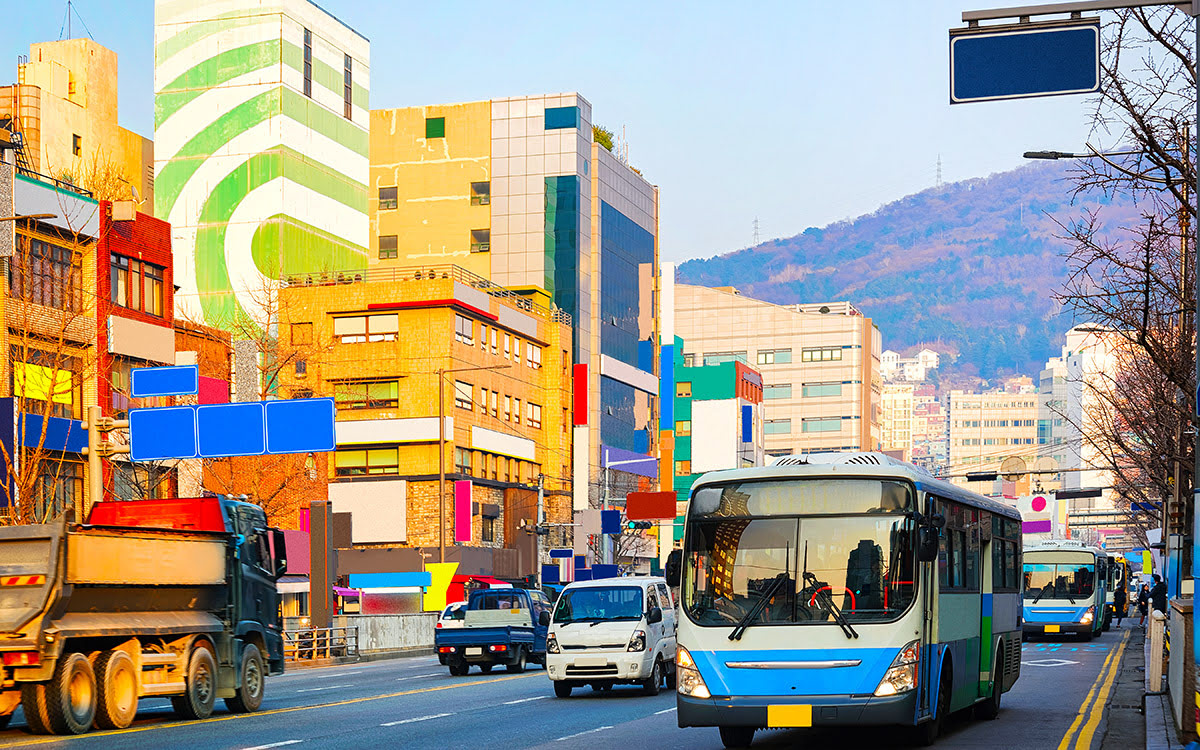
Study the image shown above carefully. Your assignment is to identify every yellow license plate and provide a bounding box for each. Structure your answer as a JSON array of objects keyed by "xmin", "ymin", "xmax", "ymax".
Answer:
[
  {"xmin": 1044, "ymin": 625, "xmax": 1061, "ymax": 633},
  {"xmin": 767, "ymin": 705, "xmax": 812, "ymax": 728}
]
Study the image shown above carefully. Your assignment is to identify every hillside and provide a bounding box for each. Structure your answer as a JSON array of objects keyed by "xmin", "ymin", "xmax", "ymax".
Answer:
[{"xmin": 676, "ymin": 161, "xmax": 1146, "ymax": 380}]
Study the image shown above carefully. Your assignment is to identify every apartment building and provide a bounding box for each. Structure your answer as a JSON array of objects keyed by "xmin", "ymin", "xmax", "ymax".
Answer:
[
  {"xmin": 674, "ymin": 285, "xmax": 881, "ymax": 456},
  {"xmin": 880, "ymin": 383, "xmax": 915, "ymax": 458},
  {"xmin": 947, "ymin": 390, "xmax": 1044, "ymax": 494}
]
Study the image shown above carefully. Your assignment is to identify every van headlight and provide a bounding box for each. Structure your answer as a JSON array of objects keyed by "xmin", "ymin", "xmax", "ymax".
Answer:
[
  {"xmin": 874, "ymin": 639, "xmax": 920, "ymax": 697},
  {"xmin": 676, "ymin": 646, "xmax": 711, "ymax": 699},
  {"xmin": 628, "ymin": 630, "xmax": 646, "ymax": 652},
  {"xmin": 547, "ymin": 633, "xmax": 560, "ymax": 654},
  {"xmin": 1080, "ymin": 606, "xmax": 1095, "ymax": 625}
]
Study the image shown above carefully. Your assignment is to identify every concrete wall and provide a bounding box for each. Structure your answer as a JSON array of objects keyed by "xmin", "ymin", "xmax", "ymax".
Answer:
[{"xmin": 332, "ymin": 613, "xmax": 437, "ymax": 654}]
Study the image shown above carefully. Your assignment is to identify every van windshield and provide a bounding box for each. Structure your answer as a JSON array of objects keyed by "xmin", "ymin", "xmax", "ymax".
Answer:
[{"xmin": 553, "ymin": 586, "xmax": 643, "ymax": 623}]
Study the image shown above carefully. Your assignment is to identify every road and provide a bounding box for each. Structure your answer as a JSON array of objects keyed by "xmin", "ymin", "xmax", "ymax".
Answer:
[{"xmin": 0, "ymin": 622, "xmax": 1134, "ymax": 750}]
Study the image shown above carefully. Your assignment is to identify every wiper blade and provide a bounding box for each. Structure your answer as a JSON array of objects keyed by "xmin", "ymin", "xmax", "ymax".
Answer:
[
  {"xmin": 806, "ymin": 572, "xmax": 858, "ymax": 640},
  {"xmin": 728, "ymin": 572, "xmax": 789, "ymax": 641}
]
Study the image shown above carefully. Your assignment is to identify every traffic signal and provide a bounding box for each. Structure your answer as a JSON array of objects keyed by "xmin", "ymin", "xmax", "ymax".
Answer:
[{"xmin": 626, "ymin": 520, "xmax": 653, "ymax": 531}]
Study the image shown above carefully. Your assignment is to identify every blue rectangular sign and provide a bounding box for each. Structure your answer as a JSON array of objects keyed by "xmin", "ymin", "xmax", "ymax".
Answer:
[
  {"xmin": 264, "ymin": 398, "xmax": 336, "ymax": 454},
  {"xmin": 348, "ymin": 572, "xmax": 433, "ymax": 589},
  {"xmin": 741, "ymin": 404, "xmax": 753, "ymax": 443},
  {"xmin": 128, "ymin": 406, "xmax": 198, "ymax": 461},
  {"xmin": 197, "ymin": 402, "xmax": 265, "ymax": 458},
  {"xmin": 600, "ymin": 509, "xmax": 622, "ymax": 535},
  {"xmin": 131, "ymin": 365, "xmax": 199, "ymax": 398},
  {"xmin": 950, "ymin": 19, "xmax": 1100, "ymax": 104}
]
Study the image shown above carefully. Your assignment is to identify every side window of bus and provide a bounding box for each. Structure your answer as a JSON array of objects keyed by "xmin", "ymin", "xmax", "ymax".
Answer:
[{"xmin": 935, "ymin": 498, "xmax": 980, "ymax": 592}]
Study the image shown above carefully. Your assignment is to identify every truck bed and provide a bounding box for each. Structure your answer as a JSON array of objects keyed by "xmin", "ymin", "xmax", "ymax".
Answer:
[{"xmin": 434, "ymin": 626, "xmax": 535, "ymax": 649}]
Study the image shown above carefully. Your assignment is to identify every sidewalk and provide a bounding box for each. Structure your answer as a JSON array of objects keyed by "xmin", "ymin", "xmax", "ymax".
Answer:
[{"xmin": 1100, "ymin": 622, "xmax": 1149, "ymax": 750}]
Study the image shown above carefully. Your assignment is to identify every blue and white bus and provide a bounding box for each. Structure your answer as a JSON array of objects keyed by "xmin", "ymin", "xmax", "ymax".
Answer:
[
  {"xmin": 670, "ymin": 454, "xmax": 1023, "ymax": 748},
  {"xmin": 1022, "ymin": 540, "xmax": 1108, "ymax": 640}
]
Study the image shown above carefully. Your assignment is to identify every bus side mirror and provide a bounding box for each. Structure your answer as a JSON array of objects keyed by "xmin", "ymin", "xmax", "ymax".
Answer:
[
  {"xmin": 665, "ymin": 549, "xmax": 682, "ymax": 587},
  {"xmin": 917, "ymin": 526, "xmax": 939, "ymax": 562}
]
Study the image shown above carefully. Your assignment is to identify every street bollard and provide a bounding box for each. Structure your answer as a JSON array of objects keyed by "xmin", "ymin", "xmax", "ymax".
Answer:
[{"xmin": 1150, "ymin": 609, "xmax": 1168, "ymax": 692}]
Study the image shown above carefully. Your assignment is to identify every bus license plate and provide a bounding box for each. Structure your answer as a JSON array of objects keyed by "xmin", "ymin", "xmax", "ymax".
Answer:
[
  {"xmin": 767, "ymin": 705, "xmax": 812, "ymax": 728},
  {"xmin": 466, "ymin": 647, "xmax": 483, "ymax": 656},
  {"xmin": 1044, "ymin": 625, "xmax": 1060, "ymax": 633}
]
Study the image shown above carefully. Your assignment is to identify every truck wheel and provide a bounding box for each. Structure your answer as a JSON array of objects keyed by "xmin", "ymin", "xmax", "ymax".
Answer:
[
  {"xmin": 20, "ymin": 684, "xmax": 50, "ymax": 734},
  {"xmin": 94, "ymin": 650, "xmax": 138, "ymax": 729},
  {"xmin": 641, "ymin": 659, "xmax": 662, "ymax": 696},
  {"xmin": 553, "ymin": 681, "xmax": 572, "ymax": 698},
  {"xmin": 171, "ymin": 645, "xmax": 217, "ymax": 720},
  {"xmin": 507, "ymin": 648, "xmax": 526, "ymax": 674},
  {"xmin": 666, "ymin": 661, "xmax": 677, "ymax": 690},
  {"xmin": 449, "ymin": 663, "xmax": 469, "ymax": 677},
  {"xmin": 479, "ymin": 664, "xmax": 493, "ymax": 674},
  {"xmin": 225, "ymin": 643, "xmax": 265, "ymax": 714},
  {"xmin": 40, "ymin": 652, "xmax": 97, "ymax": 735}
]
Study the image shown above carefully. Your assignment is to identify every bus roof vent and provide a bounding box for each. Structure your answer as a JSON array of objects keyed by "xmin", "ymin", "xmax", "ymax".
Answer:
[{"xmin": 769, "ymin": 452, "xmax": 933, "ymax": 477}]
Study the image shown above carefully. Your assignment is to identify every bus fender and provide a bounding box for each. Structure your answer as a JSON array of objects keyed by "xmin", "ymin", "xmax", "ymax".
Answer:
[{"xmin": 931, "ymin": 648, "xmax": 952, "ymax": 718}]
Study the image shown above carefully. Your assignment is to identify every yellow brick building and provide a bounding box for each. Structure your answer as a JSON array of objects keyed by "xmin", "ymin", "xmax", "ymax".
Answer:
[{"xmin": 277, "ymin": 265, "xmax": 574, "ymax": 578}]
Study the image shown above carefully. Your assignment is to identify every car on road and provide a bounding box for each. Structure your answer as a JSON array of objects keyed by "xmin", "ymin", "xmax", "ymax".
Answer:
[
  {"xmin": 437, "ymin": 601, "xmax": 468, "ymax": 629},
  {"xmin": 435, "ymin": 588, "xmax": 551, "ymax": 675},
  {"xmin": 545, "ymin": 576, "xmax": 676, "ymax": 698}
]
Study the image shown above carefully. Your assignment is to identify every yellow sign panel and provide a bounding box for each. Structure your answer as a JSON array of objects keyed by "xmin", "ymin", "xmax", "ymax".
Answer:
[
  {"xmin": 14, "ymin": 362, "xmax": 72, "ymax": 405},
  {"xmin": 1044, "ymin": 625, "xmax": 1061, "ymax": 633},
  {"xmin": 422, "ymin": 562, "xmax": 459, "ymax": 612},
  {"xmin": 767, "ymin": 704, "xmax": 812, "ymax": 728}
]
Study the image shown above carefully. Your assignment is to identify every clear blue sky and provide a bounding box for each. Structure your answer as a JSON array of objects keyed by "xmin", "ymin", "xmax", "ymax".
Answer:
[{"xmin": 4, "ymin": 0, "xmax": 1099, "ymax": 263}]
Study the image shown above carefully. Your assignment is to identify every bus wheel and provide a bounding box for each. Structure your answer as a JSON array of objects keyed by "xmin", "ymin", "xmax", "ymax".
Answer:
[
  {"xmin": 718, "ymin": 726, "xmax": 755, "ymax": 748},
  {"xmin": 974, "ymin": 674, "xmax": 1001, "ymax": 720},
  {"xmin": 913, "ymin": 669, "xmax": 951, "ymax": 746}
]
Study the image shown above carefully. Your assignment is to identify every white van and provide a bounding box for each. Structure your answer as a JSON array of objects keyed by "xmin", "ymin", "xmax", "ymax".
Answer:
[{"xmin": 544, "ymin": 576, "xmax": 676, "ymax": 697}]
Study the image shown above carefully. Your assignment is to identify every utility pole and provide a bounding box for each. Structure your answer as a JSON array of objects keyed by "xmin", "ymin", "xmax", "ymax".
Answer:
[
  {"xmin": 535, "ymin": 472, "xmax": 545, "ymax": 586},
  {"xmin": 83, "ymin": 405, "xmax": 129, "ymax": 519},
  {"xmin": 438, "ymin": 368, "xmax": 446, "ymax": 563}
]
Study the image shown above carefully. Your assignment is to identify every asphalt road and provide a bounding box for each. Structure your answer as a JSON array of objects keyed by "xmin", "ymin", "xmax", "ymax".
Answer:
[{"xmin": 0, "ymin": 621, "xmax": 1134, "ymax": 750}]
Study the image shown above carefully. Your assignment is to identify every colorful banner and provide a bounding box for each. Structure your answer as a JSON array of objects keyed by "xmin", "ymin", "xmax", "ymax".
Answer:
[{"xmin": 454, "ymin": 480, "xmax": 472, "ymax": 543}]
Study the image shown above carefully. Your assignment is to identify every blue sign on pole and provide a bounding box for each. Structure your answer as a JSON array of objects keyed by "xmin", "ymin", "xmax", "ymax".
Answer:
[
  {"xmin": 197, "ymin": 402, "xmax": 265, "ymax": 458},
  {"xmin": 128, "ymin": 406, "xmax": 198, "ymax": 461},
  {"xmin": 131, "ymin": 365, "xmax": 199, "ymax": 398},
  {"xmin": 264, "ymin": 398, "xmax": 336, "ymax": 454},
  {"xmin": 950, "ymin": 19, "xmax": 1100, "ymax": 104}
]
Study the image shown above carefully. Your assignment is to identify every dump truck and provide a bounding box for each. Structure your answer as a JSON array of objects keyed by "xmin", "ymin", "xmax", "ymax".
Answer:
[{"xmin": 0, "ymin": 496, "xmax": 286, "ymax": 735}]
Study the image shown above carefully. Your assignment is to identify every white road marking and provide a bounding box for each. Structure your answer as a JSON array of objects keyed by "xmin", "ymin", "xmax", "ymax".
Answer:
[
  {"xmin": 654, "ymin": 707, "xmax": 677, "ymax": 715},
  {"xmin": 396, "ymin": 673, "xmax": 442, "ymax": 681},
  {"xmin": 295, "ymin": 683, "xmax": 353, "ymax": 693},
  {"xmin": 320, "ymin": 670, "xmax": 364, "ymax": 678},
  {"xmin": 380, "ymin": 712, "xmax": 455, "ymax": 727},
  {"xmin": 1021, "ymin": 658, "xmax": 1080, "ymax": 667},
  {"xmin": 556, "ymin": 726, "xmax": 614, "ymax": 741},
  {"xmin": 503, "ymin": 695, "xmax": 550, "ymax": 705},
  {"xmin": 242, "ymin": 742, "xmax": 303, "ymax": 750}
]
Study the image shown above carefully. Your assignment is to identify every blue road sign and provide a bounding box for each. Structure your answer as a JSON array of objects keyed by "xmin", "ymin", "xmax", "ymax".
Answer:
[
  {"xmin": 264, "ymin": 398, "xmax": 336, "ymax": 454},
  {"xmin": 128, "ymin": 406, "xmax": 198, "ymax": 461},
  {"xmin": 131, "ymin": 365, "xmax": 199, "ymax": 398},
  {"xmin": 197, "ymin": 402, "xmax": 265, "ymax": 458},
  {"xmin": 950, "ymin": 19, "xmax": 1100, "ymax": 104}
]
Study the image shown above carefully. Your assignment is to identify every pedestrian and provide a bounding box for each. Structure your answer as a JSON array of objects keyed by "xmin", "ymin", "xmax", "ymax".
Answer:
[
  {"xmin": 1137, "ymin": 584, "xmax": 1150, "ymax": 627},
  {"xmin": 1150, "ymin": 574, "xmax": 1168, "ymax": 615},
  {"xmin": 1113, "ymin": 585, "xmax": 1126, "ymax": 627}
]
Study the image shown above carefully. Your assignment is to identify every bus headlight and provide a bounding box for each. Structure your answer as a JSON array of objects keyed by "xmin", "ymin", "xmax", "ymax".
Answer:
[
  {"xmin": 1080, "ymin": 606, "xmax": 1095, "ymax": 625},
  {"xmin": 547, "ymin": 633, "xmax": 560, "ymax": 654},
  {"xmin": 874, "ymin": 639, "xmax": 920, "ymax": 697},
  {"xmin": 676, "ymin": 646, "xmax": 711, "ymax": 699}
]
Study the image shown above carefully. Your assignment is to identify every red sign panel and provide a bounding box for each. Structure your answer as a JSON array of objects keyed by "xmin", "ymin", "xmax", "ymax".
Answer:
[
  {"xmin": 572, "ymin": 363, "xmax": 588, "ymax": 426},
  {"xmin": 625, "ymin": 491, "xmax": 677, "ymax": 521}
]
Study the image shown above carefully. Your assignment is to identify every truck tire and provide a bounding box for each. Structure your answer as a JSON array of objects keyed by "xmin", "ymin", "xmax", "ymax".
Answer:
[
  {"xmin": 42, "ymin": 652, "xmax": 97, "ymax": 735},
  {"xmin": 479, "ymin": 664, "xmax": 493, "ymax": 674},
  {"xmin": 20, "ymin": 684, "xmax": 50, "ymax": 734},
  {"xmin": 641, "ymin": 659, "xmax": 662, "ymax": 696},
  {"xmin": 171, "ymin": 645, "xmax": 217, "ymax": 720},
  {"xmin": 94, "ymin": 650, "xmax": 138, "ymax": 729},
  {"xmin": 553, "ymin": 681, "xmax": 572, "ymax": 698},
  {"xmin": 224, "ymin": 643, "xmax": 265, "ymax": 714},
  {"xmin": 507, "ymin": 648, "xmax": 526, "ymax": 674},
  {"xmin": 449, "ymin": 662, "xmax": 469, "ymax": 677}
]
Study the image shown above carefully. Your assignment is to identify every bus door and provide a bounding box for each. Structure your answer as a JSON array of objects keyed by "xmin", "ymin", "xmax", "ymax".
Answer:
[
  {"xmin": 918, "ymin": 494, "xmax": 938, "ymax": 721},
  {"xmin": 978, "ymin": 526, "xmax": 994, "ymax": 699}
]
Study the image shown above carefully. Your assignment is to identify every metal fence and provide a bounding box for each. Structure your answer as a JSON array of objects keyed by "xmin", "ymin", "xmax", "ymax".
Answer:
[{"xmin": 283, "ymin": 626, "xmax": 360, "ymax": 662}]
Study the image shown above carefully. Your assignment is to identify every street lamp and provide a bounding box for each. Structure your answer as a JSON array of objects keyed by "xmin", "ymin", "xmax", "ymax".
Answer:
[{"xmin": 436, "ymin": 363, "xmax": 511, "ymax": 563}]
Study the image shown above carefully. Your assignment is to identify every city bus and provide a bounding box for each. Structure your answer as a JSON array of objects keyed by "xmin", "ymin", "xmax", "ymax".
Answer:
[
  {"xmin": 1105, "ymin": 554, "xmax": 1130, "ymax": 627},
  {"xmin": 669, "ymin": 453, "xmax": 1023, "ymax": 748},
  {"xmin": 1021, "ymin": 540, "xmax": 1108, "ymax": 640}
]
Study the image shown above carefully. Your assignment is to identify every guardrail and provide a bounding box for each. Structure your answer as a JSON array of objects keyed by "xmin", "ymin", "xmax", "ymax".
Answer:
[{"xmin": 284, "ymin": 626, "xmax": 360, "ymax": 661}]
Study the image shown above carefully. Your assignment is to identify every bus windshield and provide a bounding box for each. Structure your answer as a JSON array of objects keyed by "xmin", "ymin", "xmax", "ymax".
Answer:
[
  {"xmin": 1023, "ymin": 563, "xmax": 1095, "ymax": 600},
  {"xmin": 682, "ymin": 479, "xmax": 917, "ymax": 627}
]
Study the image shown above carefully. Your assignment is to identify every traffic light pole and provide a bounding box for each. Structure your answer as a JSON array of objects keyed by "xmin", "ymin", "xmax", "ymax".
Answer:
[{"xmin": 83, "ymin": 405, "xmax": 129, "ymax": 520}]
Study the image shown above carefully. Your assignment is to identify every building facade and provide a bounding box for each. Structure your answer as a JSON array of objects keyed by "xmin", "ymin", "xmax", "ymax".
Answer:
[
  {"xmin": 947, "ymin": 389, "xmax": 1048, "ymax": 495},
  {"xmin": 880, "ymin": 383, "xmax": 915, "ymax": 458},
  {"xmin": 154, "ymin": 0, "xmax": 370, "ymax": 326},
  {"xmin": 674, "ymin": 285, "xmax": 881, "ymax": 457}
]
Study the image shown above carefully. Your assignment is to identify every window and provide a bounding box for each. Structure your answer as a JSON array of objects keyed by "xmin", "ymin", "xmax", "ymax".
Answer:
[
  {"xmin": 801, "ymin": 417, "xmax": 841, "ymax": 433},
  {"xmin": 676, "ymin": 420, "xmax": 692, "ymax": 437},
  {"xmin": 479, "ymin": 324, "xmax": 489, "ymax": 351},
  {"xmin": 378, "ymin": 186, "xmax": 397, "ymax": 210},
  {"xmin": 333, "ymin": 313, "xmax": 399, "ymax": 343},
  {"xmin": 513, "ymin": 337, "xmax": 521, "ymax": 362},
  {"xmin": 343, "ymin": 54, "xmax": 353, "ymax": 120},
  {"xmin": 802, "ymin": 382, "xmax": 842, "ymax": 398},
  {"xmin": 764, "ymin": 384, "xmax": 792, "ymax": 399},
  {"xmin": 470, "ymin": 181, "xmax": 491, "ymax": 205},
  {"xmin": 13, "ymin": 235, "xmax": 83, "ymax": 312},
  {"xmin": 527, "ymin": 402, "xmax": 542, "ymax": 428},
  {"xmin": 674, "ymin": 460, "xmax": 691, "ymax": 476},
  {"xmin": 757, "ymin": 349, "xmax": 793, "ymax": 365},
  {"xmin": 334, "ymin": 448, "xmax": 399, "ymax": 476},
  {"xmin": 503, "ymin": 333, "xmax": 511, "ymax": 360},
  {"xmin": 455, "ymin": 314, "xmax": 474, "ymax": 345},
  {"xmin": 72, "ymin": 134, "xmax": 81, "ymax": 157},
  {"xmin": 302, "ymin": 28, "xmax": 312, "ymax": 98},
  {"xmin": 455, "ymin": 381, "xmax": 473, "ymax": 410},
  {"xmin": 801, "ymin": 347, "xmax": 843, "ymax": 362},
  {"xmin": 375, "ymin": 234, "xmax": 397, "ymax": 260},
  {"xmin": 291, "ymin": 323, "xmax": 313, "ymax": 345},
  {"xmin": 676, "ymin": 382, "xmax": 692, "ymax": 398},
  {"xmin": 471, "ymin": 228, "xmax": 490, "ymax": 253},
  {"xmin": 503, "ymin": 395, "xmax": 511, "ymax": 421},
  {"xmin": 764, "ymin": 419, "xmax": 792, "ymax": 435},
  {"xmin": 295, "ymin": 359, "xmax": 307, "ymax": 377},
  {"xmin": 454, "ymin": 447, "xmax": 471, "ymax": 474},
  {"xmin": 544, "ymin": 106, "xmax": 579, "ymax": 130},
  {"xmin": 333, "ymin": 380, "xmax": 399, "ymax": 410},
  {"xmin": 426, "ymin": 116, "xmax": 445, "ymax": 138},
  {"xmin": 482, "ymin": 516, "xmax": 495, "ymax": 543},
  {"xmin": 527, "ymin": 344, "xmax": 542, "ymax": 369},
  {"xmin": 513, "ymin": 398, "xmax": 521, "ymax": 425},
  {"xmin": 490, "ymin": 391, "xmax": 498, "ymax": 418},
  {"xmin": 703, "ymin": 351, "xmax": 747, "ymax": 366}
]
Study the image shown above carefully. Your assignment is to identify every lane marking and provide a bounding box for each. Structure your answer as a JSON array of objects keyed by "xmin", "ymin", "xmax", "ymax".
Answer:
[
  {"xmin": 503, "ymin": 696, "xmax": 550, "ymax": 705},
  {"xmin": 295, "ymin": 684, "xmax": 352, "ymax": 693},
  {"xmin": 654, "ymin": 707, "xmax": 677, "ymax": 715},
  {"xmin": 1055, "ymin": 629, "xmax": 1129, "ymax": 750},
  {"xmin": 0, "ymin": 672, "xmax": 540, "ymax": 747},
  {"xmin": 242, "ymin": 743, "xmax": 303, "ymax": 750},
  {"xmin": 1022, "ymin": 659, "xmax": 1080, "ymax": 667},
  {"xmin": 1073, "ymin": 631, "xmax": 1130, "ymax": 749},
  {"xmin": 396, "ymin": 673, "xmax": 442, "ymax": 681},
  {"xmin": 317, "ymin": 671, "xmax": 364, "ymax": 678},
  {"xmin": 380, "ymin": 712, "xmax": 454, "ymax": 727},
  {"xmin": 556, "ymin": 726, "xmax": 614, "ymax": 742}
]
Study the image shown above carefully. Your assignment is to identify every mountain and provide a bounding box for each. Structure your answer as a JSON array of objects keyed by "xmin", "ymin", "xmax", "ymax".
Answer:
[{"xmin": 675, "ymin": 161, "xmax": 1146, "ymax": 380}]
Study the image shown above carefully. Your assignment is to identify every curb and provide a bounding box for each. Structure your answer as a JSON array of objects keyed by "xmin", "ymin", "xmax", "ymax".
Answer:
[{"xmin": 284, "ymin": 646, "xmax": 435, "ymax": 671}]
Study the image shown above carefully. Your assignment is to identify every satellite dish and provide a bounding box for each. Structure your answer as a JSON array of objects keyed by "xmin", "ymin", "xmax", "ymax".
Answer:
[
  {"xmin": 130, "ymin": 185, "xmax": 143, "ymax": 205},
  {"xmin": 1000, "ymin": 456, "xmax": 1026, "ymax": 481}
]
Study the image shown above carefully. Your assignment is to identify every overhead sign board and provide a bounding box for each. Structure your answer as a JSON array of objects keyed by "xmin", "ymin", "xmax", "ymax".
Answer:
[
  {"xmin": 265, "ymin": 399, "xmax": 336, "ymax": 453},
  {"xmin": 128, "ymin": 406, "xmax": 198, "ymax": 461},
  {"xmin": 131, "ymin": 365, "xmax": 199, "ymax": 398},
  {"xmin": 950, "ymin": 18, "xmax": 1100, "ymax": 104}
]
